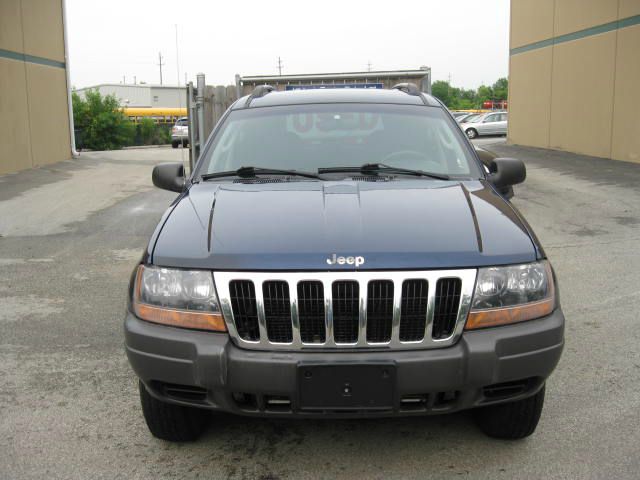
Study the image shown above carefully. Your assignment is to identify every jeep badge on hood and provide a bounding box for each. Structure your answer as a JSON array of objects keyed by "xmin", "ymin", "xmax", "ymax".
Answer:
[{"xmin": 326, "ymin": 254, "xmax": 365, "ymax": 267}]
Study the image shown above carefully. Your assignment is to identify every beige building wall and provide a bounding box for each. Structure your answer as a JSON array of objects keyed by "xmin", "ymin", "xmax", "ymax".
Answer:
[
  {"xmin": 508, "ymin": 0, "xmax": 640, "ymax": 163},
  {"xmin": 0, "ymin": 0, "xmax": 71, "ymax": 175}
]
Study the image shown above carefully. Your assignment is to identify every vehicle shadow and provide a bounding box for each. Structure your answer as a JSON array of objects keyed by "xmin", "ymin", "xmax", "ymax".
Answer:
[{"xmin": 188, "ymin": 410, "xmax": 521, "ymax": 479}]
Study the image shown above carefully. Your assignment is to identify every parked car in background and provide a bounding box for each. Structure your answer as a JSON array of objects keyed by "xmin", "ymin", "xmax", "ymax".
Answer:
[
  {"xmin": 171, "ymin": 117, "xmax": 189, "ymax": 148},
  {"xmin": 462, "ymin": 112, "xmax": 508, "ymax": 139}
]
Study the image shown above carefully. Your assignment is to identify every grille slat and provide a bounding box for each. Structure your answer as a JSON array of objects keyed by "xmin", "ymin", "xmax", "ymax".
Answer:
[
  {"xmin": 263, "ymin": 281, "xmax": 293, "ymax": 343},
  {"xmin": 432, "ymin": 278, "xmax": 462, "ymax": 339},
  {"xmin": 298, "ymin": 281, "xmax": 326, "ymax": 343},
  {"xmin": 366, "ymin": 280, "xmax": 393, "ymax": 342},
  {"xmin": 229, "ymin": 280, "xmax": 260, "ymax": 341},
  {"xmin": 399, "ymin": 279, "xmax": 429, "ymax": 341},
  {"xmin": 220, "ymin": 270, "xmax": 471, "ymax": 350},
  {"xmin": 332, "ymin": 281, "xmax": 359, "ymax": 343}
]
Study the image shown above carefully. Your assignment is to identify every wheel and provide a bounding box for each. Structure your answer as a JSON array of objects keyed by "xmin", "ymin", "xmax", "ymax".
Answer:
[
  {"xmin": 182, "ymin": 139, "xmax": 188, "ymax": 147},
  {"xmin": 171, "ymin": 141, "xmax": 179, "ymax": 149},
  {"xmin": 474, "ymin": 384, "xmax": 545, "ymax": 439},
  {"xmin": 138, "ymin": 380, "xmax": 210, "ymax": 442},
  {"xmin": 465, "ymin": 128, "xmax": 478, "ymax": 139}
]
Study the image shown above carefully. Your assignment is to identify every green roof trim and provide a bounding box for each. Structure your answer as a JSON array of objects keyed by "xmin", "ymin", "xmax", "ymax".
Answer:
[
  {"xmin": 510, "ymin": 14, "xmax": 640, "ymax": 55},
  {"xmin": 0, "ymin": 48, "xmax": 65, "ymax": 69}
]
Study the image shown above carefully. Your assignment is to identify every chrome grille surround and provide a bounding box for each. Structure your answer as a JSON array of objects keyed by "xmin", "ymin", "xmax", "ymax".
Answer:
[{"xmin": 214, "ymin": 270, "xmax": 477, "ymax": 351}]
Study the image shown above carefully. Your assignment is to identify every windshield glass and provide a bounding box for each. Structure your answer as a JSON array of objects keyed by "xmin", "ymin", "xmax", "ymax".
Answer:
[{"xmin": 196, "ymin": 103, "xmax": 481, "ymax": 178}]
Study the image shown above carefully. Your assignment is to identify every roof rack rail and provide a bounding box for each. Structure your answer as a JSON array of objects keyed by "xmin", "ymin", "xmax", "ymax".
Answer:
[
  {"xmin": 391, "ymin": 82, "xmax": 428, "ymax": 105},
  {"xmin": 245, "ymin": 84, "xmax": 275, "ymax": 107}
]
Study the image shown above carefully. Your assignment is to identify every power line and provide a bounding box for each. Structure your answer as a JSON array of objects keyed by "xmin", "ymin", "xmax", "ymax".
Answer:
[{"xmin": 157, "ymin": 52, "xmax": 165, "ymax": 85}]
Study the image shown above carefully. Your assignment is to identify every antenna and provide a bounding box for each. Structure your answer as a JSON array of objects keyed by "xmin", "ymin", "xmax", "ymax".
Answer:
[
  {"xmin": 367, "ymin": 60, "xmax": 372, "ymax": 72},
  {"xmin": 277, "ymin": 56, "xmax": 283, "ymax": 76},
  {"xmin": 157, "ymin": 52, "xmax": 165, "ymax": 85},
  {"xmin": 174, "ymin": 25, "xmax": 181, "ymax": 85}
]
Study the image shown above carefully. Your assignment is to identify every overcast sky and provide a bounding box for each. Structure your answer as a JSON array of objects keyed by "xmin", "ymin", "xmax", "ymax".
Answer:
[{"xmin": 67, "ymin": 0, "xmax": 510, "ymax": 90}]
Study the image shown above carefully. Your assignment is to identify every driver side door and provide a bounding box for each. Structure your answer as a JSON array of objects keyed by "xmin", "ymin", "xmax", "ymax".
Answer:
[{"xmin": 478, "ymin": 114, "xmax": 498, "ymax": 135}]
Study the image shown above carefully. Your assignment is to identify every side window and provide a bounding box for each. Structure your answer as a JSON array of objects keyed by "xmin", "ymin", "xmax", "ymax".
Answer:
[{"xmin": 484, "ymin": 115, "xmax": 496, "ymax": 123}]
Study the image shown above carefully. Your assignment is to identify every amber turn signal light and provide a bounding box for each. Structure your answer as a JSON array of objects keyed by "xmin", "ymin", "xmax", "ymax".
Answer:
[
  {"xmin": 133, "ymin": 302, "xmax": 227, "ymax": 332},
  {"xmin": 465, "ymin": 297, "xmax": 554, "ymax": 330}
]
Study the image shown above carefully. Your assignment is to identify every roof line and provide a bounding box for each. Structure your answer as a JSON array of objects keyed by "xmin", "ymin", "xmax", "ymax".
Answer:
[{"xmin": 240, "ymin": 69, "xmax": 430, "ymax": 82}]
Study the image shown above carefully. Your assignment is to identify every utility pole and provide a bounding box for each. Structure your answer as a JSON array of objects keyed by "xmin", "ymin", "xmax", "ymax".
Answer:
[
  {"xmin": 277, "ymin": 56, "xmax": 283, "ymax": 76},
  {"xmin": 367, "ymin": 60, "xmax": 372, "ymax": 72},
  {"xmin": 157, "ymin": 52, "xmax": 165, "ymax": 85}
]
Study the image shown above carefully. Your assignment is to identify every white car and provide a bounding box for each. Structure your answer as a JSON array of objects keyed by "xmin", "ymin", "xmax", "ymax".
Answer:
[
  {"xmin": 171, "ymin": 117, "xmax": 189, "ymax": 148},
  {"xmin": 462, "ymin": 112, "xmax": 508, "ymax": 139}
]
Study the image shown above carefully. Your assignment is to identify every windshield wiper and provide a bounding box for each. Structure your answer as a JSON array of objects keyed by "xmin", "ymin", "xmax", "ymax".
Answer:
[
  {"xmin": 201, "ymin": 166, "xmax": 323, "ymax": 181},
  {"xmin": 318, "ymin": 163, "xmax": 450, "ymax": 180}
]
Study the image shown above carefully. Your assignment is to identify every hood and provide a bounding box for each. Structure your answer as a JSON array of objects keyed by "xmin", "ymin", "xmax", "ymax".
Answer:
[{"xmin": 151, "ymin": 180, "xmax": 538, "ymax": 270}]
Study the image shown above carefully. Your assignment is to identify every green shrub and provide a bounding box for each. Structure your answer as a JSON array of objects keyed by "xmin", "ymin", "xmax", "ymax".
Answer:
[
  {"xmin": 139, "ymin": 118, "xmax": 156, "ymax": 145},
  {"xmin": 72, "ymin": 90, "xmax": 135, "ymax": 150}
]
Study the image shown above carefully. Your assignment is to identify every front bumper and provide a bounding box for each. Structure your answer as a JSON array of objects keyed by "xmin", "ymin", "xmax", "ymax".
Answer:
[{"xmin": 124, "ymin": 309, "xmax": 564, "ymax": 417}]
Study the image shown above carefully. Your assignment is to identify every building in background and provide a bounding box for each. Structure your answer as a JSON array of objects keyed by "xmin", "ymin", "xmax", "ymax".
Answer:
[
  {"xmin": 74, "ymin": 84, "xmax": 187, "ymax": 109},
  {"xmin": 236, "ymin": 67, "xmax": 432, "ymax": 97},
  {"xmin": 0, "ymin": 0, "xmax": 73, "ymax": 175},
  {"xmin": 508, "ymin": 1, "xmax": 640, "ymax": 163}
]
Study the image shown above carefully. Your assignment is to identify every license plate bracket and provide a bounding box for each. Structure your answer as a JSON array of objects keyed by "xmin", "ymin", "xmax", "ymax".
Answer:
[{"xmin": 298, "ymin": 363, "xmax": 396, "ymax": 410}]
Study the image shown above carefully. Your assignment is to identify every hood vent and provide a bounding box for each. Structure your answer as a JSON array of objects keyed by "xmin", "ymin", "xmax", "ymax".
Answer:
[
  {"xmin": 233, "ymin": 178, "xmax": 287, "ymax": 184},
  {"xmin": 351, "ymin": 175, "xmax": 391, "ymax": 182}
]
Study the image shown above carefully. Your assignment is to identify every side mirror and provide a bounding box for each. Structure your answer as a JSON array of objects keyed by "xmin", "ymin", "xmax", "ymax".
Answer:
[
  {"xmin": 152, "ymin": 162, "xmax": 185, "ymax": 192},
  {"xmin": 487, "ymin": 157, "xmax": 526, "ymax": 188}
]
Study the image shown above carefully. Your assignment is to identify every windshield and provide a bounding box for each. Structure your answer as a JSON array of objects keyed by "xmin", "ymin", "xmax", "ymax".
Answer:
[{"xmin": 196, "ymin": 103, "xmax": 481, "ymax": 179}]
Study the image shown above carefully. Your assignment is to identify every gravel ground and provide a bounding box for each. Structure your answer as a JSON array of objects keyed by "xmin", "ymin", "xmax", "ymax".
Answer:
[{"xmin": 1, "ymin": 144, "xmax": 639, "ymax": 479}]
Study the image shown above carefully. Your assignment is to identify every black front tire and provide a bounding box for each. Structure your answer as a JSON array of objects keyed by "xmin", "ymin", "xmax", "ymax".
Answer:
[
  {"xmin": 171, "ymin": 141, "xmax": 179, "ymax": 149},
  {"xmin": 465, "ymin": 128, "xmax": 478, "ymax": 139},
  {"xmin": 138, "ymin": 381, "xmax": 210, "ymax": 442},
  {"xmin": 474, "ymin": 385, "xmax": 545, "ymax": 439}
]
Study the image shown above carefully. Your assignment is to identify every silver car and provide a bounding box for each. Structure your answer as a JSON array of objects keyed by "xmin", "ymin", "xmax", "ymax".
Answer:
[
  {"xmin": 171, "ymin": 117, "xmax": 189, "ymax": 148},
  {"xmin": 462, "ymin": 111, "xmax": 508, "ymax": 139}
]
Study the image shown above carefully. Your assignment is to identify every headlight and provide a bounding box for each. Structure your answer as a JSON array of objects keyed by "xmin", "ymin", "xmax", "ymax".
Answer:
[
  {"xmin": 133, "ymin": 265, "xmax": 226, "ymax": 332},
  {"xmin": 465, "ymin": 261, "xmax": 555, "ymax": 330}
]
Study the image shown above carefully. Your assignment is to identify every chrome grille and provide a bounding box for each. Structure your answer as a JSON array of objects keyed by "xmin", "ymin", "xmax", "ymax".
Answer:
[
  {"xmin": 433, "ymin": 278, "xmax": 463, "ymax": 339},
  {"xmin": 228, "ymin": 280, "xmax": 259, "ymax": 341},
  {"xmin": 366, "ymin": 280, "xmax": 394, "ymax": 343},
  {"xmin": 332, "ymin": 281, "xmax": 359, "ymax": 343},
  {"xmin": 297, "ymin": 281, "xmax": 326, "ymax": 343},
  {"xmin": 262, "ymin": 281, "xmax": 293, "ymax": 343},
  {"xmin": 215, "ymin": 270, "xmax": 476, "ymax": 351},
  {"xmin": 399, "ymin": 279, "xmax": 429, "ymax": 341}
]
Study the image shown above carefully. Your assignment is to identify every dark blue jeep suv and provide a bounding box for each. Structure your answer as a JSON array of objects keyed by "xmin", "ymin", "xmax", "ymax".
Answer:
[{"xmin": 125, "ymin": 84, "xmax": 564, "ymax": 441}]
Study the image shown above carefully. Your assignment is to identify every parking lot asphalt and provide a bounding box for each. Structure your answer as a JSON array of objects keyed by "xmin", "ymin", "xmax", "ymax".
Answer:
[{"xmin": 1, "ymin": 143, "xmax": 639, "ymax": 479}]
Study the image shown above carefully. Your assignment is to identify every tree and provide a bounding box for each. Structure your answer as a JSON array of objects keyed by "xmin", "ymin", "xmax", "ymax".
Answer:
[
  {"xmin": 72, "ymin": 90, "xmax": 135, "ymax": 150},
  {"xmin": 431, "ymin": 80, "xmax": 454, "ymax": 107},
  {"xmin": 430, "ymin": 78, "xmax": 509, "ymax": 109},
  {"xmin": 492, "ymin": 77, "xmax": 509, "ymax": 101}
]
